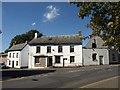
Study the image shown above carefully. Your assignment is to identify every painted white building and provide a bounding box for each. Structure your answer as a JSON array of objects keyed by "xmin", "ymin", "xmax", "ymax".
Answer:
[
  {"xmin": 7, "ymin": 42, "xmax": 29, "ymax": 68},
  {"xmin": 28, "ymin": 33, "xmax": 82, "ymax": 68},
  {"xmin": 83, "ymin": 36, "xmax": 120, "ymax": 65}
]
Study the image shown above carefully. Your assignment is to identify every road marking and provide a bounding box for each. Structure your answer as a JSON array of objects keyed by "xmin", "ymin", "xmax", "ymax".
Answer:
[{"xmin": 79, "ymin": 76, "xmax": 120, "ymax": 88}]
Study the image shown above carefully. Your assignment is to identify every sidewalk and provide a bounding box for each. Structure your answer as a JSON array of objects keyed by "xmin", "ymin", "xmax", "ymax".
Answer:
[{"xmin": 80, "ymin": 76, "xmax": 120, "ymax": 88}]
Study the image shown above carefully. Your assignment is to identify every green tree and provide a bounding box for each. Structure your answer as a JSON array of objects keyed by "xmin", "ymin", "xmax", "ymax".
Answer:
[
  {"xmin": 9, "ymin": 30, "xmax": 43, "ymax": 48},
  {"xmin": 70, "ymin": 1, "xmax": 120, "ymax": 50}
]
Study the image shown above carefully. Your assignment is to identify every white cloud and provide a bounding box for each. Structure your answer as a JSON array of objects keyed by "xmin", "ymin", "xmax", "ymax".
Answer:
[
  {"xmin": 43, "ymin": 5, "xmax": 60, "ymax": 22},
  {"xmin": 32, "ymin": 22, "xmax": 36, "ymax": 26}
]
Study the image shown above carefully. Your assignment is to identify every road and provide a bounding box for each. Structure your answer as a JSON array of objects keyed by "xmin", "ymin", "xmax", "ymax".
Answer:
[{"xmin": 1, "ymin": 65, "xmax": 120, "ymax": 89}]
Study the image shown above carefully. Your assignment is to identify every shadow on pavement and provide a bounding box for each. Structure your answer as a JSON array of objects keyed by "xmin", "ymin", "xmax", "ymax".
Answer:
[{"xmin": 2, "ymin": 69, "xmax": 56, "ymax": 80}]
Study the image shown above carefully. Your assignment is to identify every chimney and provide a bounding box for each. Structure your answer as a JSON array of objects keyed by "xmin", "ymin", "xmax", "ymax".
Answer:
[
  {"xmin": 13, "ymin": 41, "xmax": 16, "ymax": 45},
  {"xmin": 78, "ymin": 31, "xmax": 82, "ymax": 37},
  {"xmin": 34, "ymin": 33, "xmax": 38, "ymax": 38}
]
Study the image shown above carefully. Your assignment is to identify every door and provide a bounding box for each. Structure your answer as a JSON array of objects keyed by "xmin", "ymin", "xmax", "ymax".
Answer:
[
  {"xmin": 47, "ymin": 56, "xmax": 52, "ymax": 67},
  {"xmin": 99, "ymin": 56, "xmax": 103, "ymax": 65},
  {"xmin": 12, "ymin": 61, "xmax": 14, "ymax": 68}
]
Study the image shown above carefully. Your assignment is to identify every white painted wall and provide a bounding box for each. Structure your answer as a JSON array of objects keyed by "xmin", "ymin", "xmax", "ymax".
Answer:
[
  {"xmin": 21, "ymin": 45, "xmax": 29, "ymax": 67},
  {"xmin": 83, "ymin": 49, "xmax": 109, "ymax": 65},
  {"xmin": 29, "ymin": 44, "xmax": 82, "ymax": 68},
  {"xmin": 7, "ymin": 51, "xmax": 21, "ymax": 68}
]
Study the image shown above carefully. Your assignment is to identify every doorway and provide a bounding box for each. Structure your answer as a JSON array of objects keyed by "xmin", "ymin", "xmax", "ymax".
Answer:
[
  {"xmin": 47, "ymin": 56, "xmax": 52, "ymax": 67},
  {"xmin": 99, "ymin": 56, "xmax": 104, "ymax": 65}
]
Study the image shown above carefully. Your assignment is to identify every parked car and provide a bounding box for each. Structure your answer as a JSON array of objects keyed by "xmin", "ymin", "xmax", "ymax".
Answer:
[{"xmin": 0, "ymin": 63, "xmax": 7, "ymax": 69}]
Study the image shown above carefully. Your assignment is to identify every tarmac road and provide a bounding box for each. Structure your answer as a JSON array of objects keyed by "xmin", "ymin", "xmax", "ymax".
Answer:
[{"xmin": 1, "ymin": 65, "xmax": 120, "ymax": 89}]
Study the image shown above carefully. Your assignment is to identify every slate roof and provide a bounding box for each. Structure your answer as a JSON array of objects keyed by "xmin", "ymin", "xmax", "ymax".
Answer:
[
  {"xmin": 85, "ymin": 36, "xmax": 108, "ymax": 49},
  {"xmin": 29, "ymin": 34, "xmax": 82, "ymax": 45},
  {"xmin": 9, "ymin": 43, "xmax": 27, "ymax": 51}
]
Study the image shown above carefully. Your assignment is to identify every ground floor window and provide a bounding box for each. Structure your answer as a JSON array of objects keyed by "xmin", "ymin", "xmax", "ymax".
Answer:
[
  {"xmin": 35, "ymin": 57, "xmax": 40, "ymax": 64},
  {"xmin": 9, "ymin": 61, "xmax": 11, "ymax": 65},
  {"xmin": 55, "ymin": 56, "xmax": 60, "ymax": 63},
  {"xmin": 92, "ymin": 53, "xmax": 97, "ymax": 61},
  {"xmin": 16, "ymin": 61, "xmax": 18, "ymax": 66},
  {"xmin": 70, "ymin": 56, "xmax": 75, "ymax": 63}
]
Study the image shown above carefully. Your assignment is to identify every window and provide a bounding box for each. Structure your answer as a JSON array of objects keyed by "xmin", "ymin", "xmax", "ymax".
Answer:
[
  {"xmin": 13, "ymin": 53, "xmax": 15, "ymax": 58},
  {"xmin": 92, "ymin": 53, "xmax": 97, "ymax": 61},
  {"xmin": 112, "ymin": 54, "xmax": 116, "ymax": 61},
  {"xmin": 70, "ymin": 46, "xmax": 74, "ymax": 52},
  {"xmin": 35, "ymin": 57, "xmax": 40, "ymax": 64},
  {"xmin": 9, "ymin": 53, "xmax": 11, "ymax": 58},
  {"xmin": 58, "ymin": 45, "xmax": 62, "ymax": 53},
  {"xmin": 16, "ymin": 53, "xmax": 19, "ymax": 58},
  {"xmin": 36, "ymin": 46, "xmax": 41, "ymax": 53},
  {"xmin": 70, "ymin": 56, "xmax": 75, "ymax": 63},
  {"xmin": 16, "ymin": 61, "xmax": 18, "ymax": 66},
  {"xmin": 55, "ymin": 56, "xmax": 60, "ymax": 63},
  {"xmin": 9, "ymin": 61, "xmax": 11, "ymax": 65},
  {"xmin": 92, "ymin": 43, "xmax": 97, "ymax": 48},
  {"xmin": 92, "ymin": 39, "xmax": 97, "ymax": 48},
  {"xmin": 47, "ymin": 46, "xmax": 51, "ymax": 53}
]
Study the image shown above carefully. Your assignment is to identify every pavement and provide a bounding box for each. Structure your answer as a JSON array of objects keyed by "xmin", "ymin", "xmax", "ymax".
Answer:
[{"xmin": 80, "ymin": 76, "xmax": 119, "ymax": 88}]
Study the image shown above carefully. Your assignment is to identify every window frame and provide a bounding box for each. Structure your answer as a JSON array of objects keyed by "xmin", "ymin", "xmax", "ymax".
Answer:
[
  {"xmin": 55, "ymin": 56, "xmax": 60, "ymax": 64},
  {"xmin": 47, "ymin": 46, "xmax": 51, "ymax": 53},
  {"xmin": 36, "ymin": 46, "xmax": 41, "ymax": 53},
  {"xmin": 70, "ymin": 56, "xmax": 75, "ymax": 63},
  {"xmin": 16, "ymin": 53, "xmax": 19, "ymax": 58},
  {"xmin": 16, "ymin": 61, "xmax": 18, "ymax": 66},
  {"xmin": 70, "ymin": 45, "xmax": 74, "ymax": 53},
  {"xmin": 9, "ymin": 53, "xmax": 11, "ymax": 58},
  {"xmin": 92, "ymin": 53, "xmax": 97, "ymax": 61},
  {"xmin": 58, "ymin": 45, "xmax": 62, "ymax": 53}
]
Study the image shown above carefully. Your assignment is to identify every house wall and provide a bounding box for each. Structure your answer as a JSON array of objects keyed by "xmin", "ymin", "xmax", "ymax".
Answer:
[
  {"xmin": 7, "ymin": 51, "xmax": 21, "ymax": 68},
  {"xmin": 29, "ymin": 44, "xmax": 82, "ymax": 68},
  {"xmin": 21, "ymin": 45, "xmax": 29, "ymax": 68},
  {"xmin": 83, "ymin": 49, "xmax": 109, "ymax": 65}
]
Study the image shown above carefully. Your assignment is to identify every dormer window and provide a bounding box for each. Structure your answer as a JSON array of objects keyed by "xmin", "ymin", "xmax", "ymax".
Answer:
[{"xmin": 92, "ymin": 39, "xmax": 97, "ymax": 48}]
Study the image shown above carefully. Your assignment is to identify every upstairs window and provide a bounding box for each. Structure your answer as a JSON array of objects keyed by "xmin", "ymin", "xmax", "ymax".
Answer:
[
  {"xmin": 13, "ymin": 53, "xmax": 15, "ymax": 58},
  {"xmin": 70, "ymin": 56, "xmax": 75, "ymax": 63},
  {"xmin": 92, "ymin": 53, "xmax": 97, "ymax": 61},
  {"xmin": 70, "ymin": 46, "xmax": 74, "ymax": 52},
  {"xmin": 16, "ymin": 53, "xmax": 19, "ymax": 58},
  {"xmin": 36, "ymin": 46, "xmax": 41, "ymax": 53},
  {"xmin": 9, "ymin": 53, "xmax": 11, "ymax": 58},
  {"xmin": 58, "ymin": 45, "xmax": 62, "ymax": 53},
  {"xmin": 47, "ymin": 46, "xmax": 51, "ymax": 53}
]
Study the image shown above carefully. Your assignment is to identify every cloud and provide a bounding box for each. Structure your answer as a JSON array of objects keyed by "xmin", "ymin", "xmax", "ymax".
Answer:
[
  {"xmin": 43, "ymin": 5, "xmax": 60, "ymax": 22},
  {"xmin": 32, "ymin": 22, "xmax": 36, "ymax": 26}
]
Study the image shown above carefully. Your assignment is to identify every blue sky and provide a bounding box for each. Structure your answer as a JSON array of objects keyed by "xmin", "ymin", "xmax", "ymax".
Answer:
[{"xmin": 2, "ymin": 2, "xmax": 92, "ymax": 52}]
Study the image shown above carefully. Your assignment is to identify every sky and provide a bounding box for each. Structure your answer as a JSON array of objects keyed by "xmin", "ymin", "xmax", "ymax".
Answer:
[{"xmin": 2, "ymin": 2, "xmax": 92, "ymax": 52}]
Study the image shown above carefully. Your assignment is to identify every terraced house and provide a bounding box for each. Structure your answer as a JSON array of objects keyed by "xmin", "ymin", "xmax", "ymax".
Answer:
[{"xmin": 28, "ymin": 33, "xmax": 82, "ymax": 68}]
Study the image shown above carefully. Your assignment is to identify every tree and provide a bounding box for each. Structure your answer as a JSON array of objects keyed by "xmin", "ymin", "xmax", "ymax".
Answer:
[
  {"xmin": 70, "ymin": 1, "xmax": 120, "ymax": 50},
  {"xmin": 9, "ymin": 30, "xmax": 43, "ymax": 48}
]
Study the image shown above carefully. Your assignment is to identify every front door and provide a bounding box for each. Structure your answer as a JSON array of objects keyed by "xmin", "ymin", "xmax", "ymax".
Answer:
[
  {"xmin": 99, "ymin": 56, "xmax": 103, "ymax": 65},
  {"xmin": 47, "ymin": 56, "xmax": 52, "ymax": 67},
  {"xmin": 12, "ymin": 61, "xmax": 14, "ymax": 68}
]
